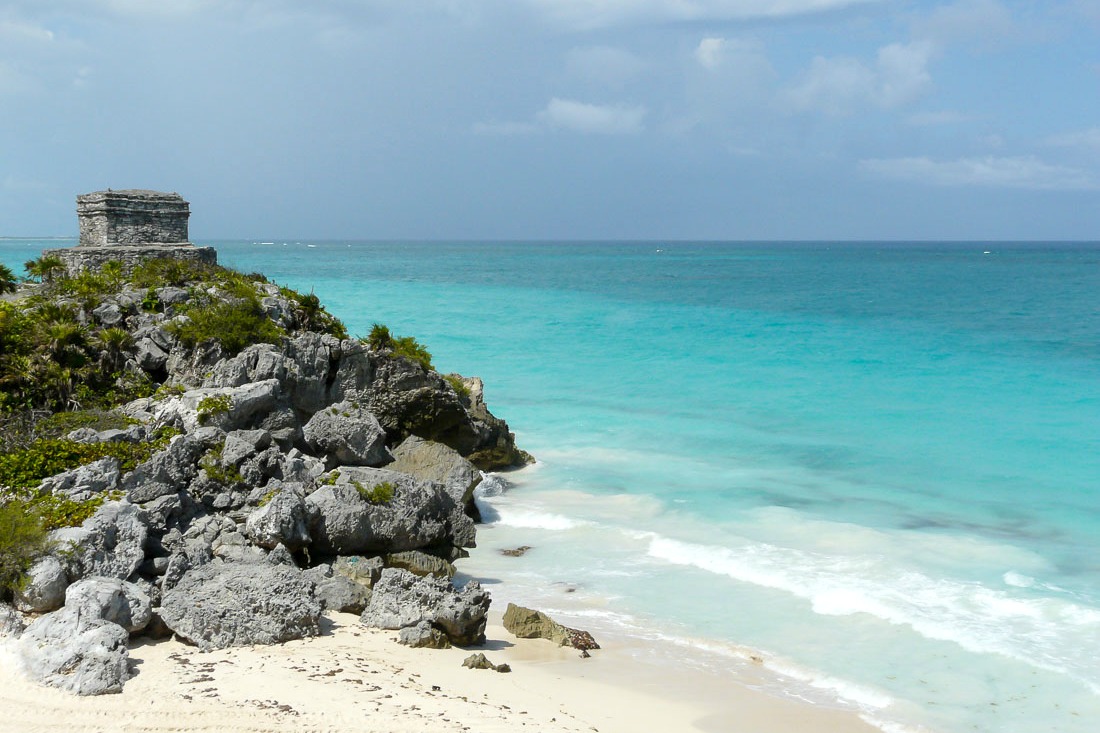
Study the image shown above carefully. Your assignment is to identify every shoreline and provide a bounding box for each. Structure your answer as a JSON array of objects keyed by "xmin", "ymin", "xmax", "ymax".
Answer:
[{"xmin": 1, "ymin": 610, "xmax": 879, "ymax": 733}]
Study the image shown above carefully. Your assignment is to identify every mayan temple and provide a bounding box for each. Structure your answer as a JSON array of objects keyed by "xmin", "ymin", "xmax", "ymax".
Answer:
[{"xmin": 47, "ymin": 189, "xmax": 216, "ymax": 275}]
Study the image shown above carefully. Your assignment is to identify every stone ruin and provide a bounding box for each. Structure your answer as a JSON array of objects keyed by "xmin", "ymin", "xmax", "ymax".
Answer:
[{"xmin": 47, "ymin": 189, "xmax": 217, "ymax": 275}]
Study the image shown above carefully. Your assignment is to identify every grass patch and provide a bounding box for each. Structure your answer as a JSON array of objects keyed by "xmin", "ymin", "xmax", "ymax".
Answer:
[
  {"xmin": 196, "ymin": 394, "xmax": 233, "ymax": 424},
  {"xmin": 354, "ymin": 480, "xmax": 395, "ymax": 505}
]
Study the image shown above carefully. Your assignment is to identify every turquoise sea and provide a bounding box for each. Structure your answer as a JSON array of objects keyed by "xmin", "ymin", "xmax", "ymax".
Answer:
[{"xmin": 3, "ymin": 239, "xmax": 1100, "ymax": 732}]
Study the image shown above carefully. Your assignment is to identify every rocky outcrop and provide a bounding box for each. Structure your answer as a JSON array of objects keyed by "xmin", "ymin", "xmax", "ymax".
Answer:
[
  {"xmin": 360, "ymin": 568, "xmax": 490, "ymax": 646},
  {"xmin": 501, "ymin": 603, "xmax": 600, "ymax": 651},
  {"xmin": 1, "ymin": 602, "xmax": 25, "ymax": 638},
  {"xmin": 398, "ymin": 620, "xmax": 452, "ymax": 649},
  {"xmin": 2, "ymin": 253, "xmax": 532, "ymax": 696},
  {"xmin": 158, "ymin": 564, "xmax": 321, "ymax": 650},
  {"xmin": 305, "ymin": 468, "xmax": 474, "ymax": 556}
]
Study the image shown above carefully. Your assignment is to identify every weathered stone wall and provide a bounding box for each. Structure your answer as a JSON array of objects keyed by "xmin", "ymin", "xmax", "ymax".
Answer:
[
  {"xmin": 77, "ymin": 190, "xmax": 190, "ymax": 246},
  {"xmin": 45, "ymin": 245, "xmax": 217, "ymax": 276}
]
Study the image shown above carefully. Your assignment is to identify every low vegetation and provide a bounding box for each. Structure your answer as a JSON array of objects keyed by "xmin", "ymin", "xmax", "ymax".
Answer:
[
  {"xmin": 355, "ymin": 480, "xmax": 395, "ymax": 505},
  {"xmin": 365, "ymin": 323, "xmax": 434, "ymax": 371}
]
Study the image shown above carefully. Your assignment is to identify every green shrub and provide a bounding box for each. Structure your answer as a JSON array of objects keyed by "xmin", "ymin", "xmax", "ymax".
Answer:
[
  {"xmin": 168, "ymin": 297, "xmax": 283, "ymax": 355},
  {"xmin": 355, "ymin": 480, "xmax": 395, "ymax": 505},
  {"xmin": 0, "ymin": 438, "xmax": 159, "ymax": 492},
  {"xmin": 37, "ymin": 409, "xmax": 138, "ymax": 437},
  {"xmin": 0, "ymin": 264, "xmax": 16, "ymax": 295},
  {"xmin": 366, "ymin": 323, "xmax": 392, "ymax": 350},
  {"xmin": 444, "ymin": 374, "xmax": 471, "ymax": 399},
  {"xmin": 199, "ymin": 444, "xmax": 243, "ymax": 485},
  {"xmin": 0, "ymin": 500, "xmax": 50, "ymax": 597},
  {"xmin": 196, "ymin": 394, "xmax": 233, "ymax": 423},
  {"xmin": 321, "ymin": 470, "xmax": 340, "ymax": 486}
]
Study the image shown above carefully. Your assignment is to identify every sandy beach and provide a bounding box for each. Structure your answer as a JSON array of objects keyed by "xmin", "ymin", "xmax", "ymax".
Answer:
[{"xmin": 1, "ymin": 610, "xmax": 878, "ymax": 733}]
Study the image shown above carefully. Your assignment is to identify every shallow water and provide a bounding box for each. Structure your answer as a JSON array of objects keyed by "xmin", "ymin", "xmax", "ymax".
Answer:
[{"xmin": 5, "ymin": 239, "xmax": 1099, "ymax": 732}]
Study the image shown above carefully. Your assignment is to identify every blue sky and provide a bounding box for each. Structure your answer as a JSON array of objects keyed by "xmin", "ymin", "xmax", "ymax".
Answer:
[{"xmin": 1, "ymin": 1, "xmax": 1098, "ymax": 240}]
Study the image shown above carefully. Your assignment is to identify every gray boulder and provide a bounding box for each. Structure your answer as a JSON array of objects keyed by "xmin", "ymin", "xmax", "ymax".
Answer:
[
  {"xmin": 398, "ymin": 620, "xmax": 451, "ymax": 649},
  {"xmin": 389, "ymin": 436, "xmax": 483, "ymax": 519},
  {"xmin": 360, "ymin": 567, "xmax": 490, "ymax": 646},
  {"xmin": 124, "ymin": 433, "xmax": 207, "ymax": 503},
  {"xmin": 13, "ymin": 555, "xmax": 69, "ymax": 614},
  {"xmin": 51, "ymin": 501, "xmax": 148, "ymax": 583},
  {"xmin": 18, "ymin": 606, "xmax": 130, "ymax": 695},
  {"xmin": 244, "ymin": 483, "xmax": 311, "ymax": 551},
  {"xmin": 303, "ymin": 401, "xmax": 390, "ymax": 467},
  {"xmin": 158, "ymin": 563, "xmax": 321, "ymax": 650},
  {"xmin": 461, "ymin": 652, "xmax": 510, "ymax": 672},
  {"xmin": 64, "ymin": 577, "xmax": 152, "ymax": 634},
  {"xmin": 305, "ymin": 467, "xmax": 474, "ymax": 555},
  {"xmin": 222, "ymin": 428, "xmax": 272, "ymax": 466},
  {"xmin": 303, "ymin": 563, "xmax": 372, "ymax": 614}
]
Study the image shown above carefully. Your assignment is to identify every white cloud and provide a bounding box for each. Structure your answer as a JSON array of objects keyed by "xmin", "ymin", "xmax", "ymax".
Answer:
[
  {"xmin": 1046, "ymin": 127, "xmax": 1100, "ymax": 155},
  {"xmin": 785, "ymin": 41, "xmax": 934, "ymax": 115},
  {"xmin": 538, "ymin": 98, "xmax": 646, "ymax": 134},
  {"xmin": 695, "ymin": 37, "xmax": 726, "ymax": 69},
  {"xmin": 860, "ymin": 155, "xmax": 1097, "ymax": 190},
  {"xmin": 0, "ymin": 18, "xmax": 55, "ymax": 44},
  {"xmin": 565, "ymin": 46, "xmax": 646, "ymax": 87},
  {"xmin": 522, "ymin": 0, "xmax": 884, "ymax": 29}
]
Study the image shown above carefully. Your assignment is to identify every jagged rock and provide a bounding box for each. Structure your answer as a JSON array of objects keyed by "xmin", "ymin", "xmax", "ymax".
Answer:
[
  {"xmin": 124, "ymin": 433, "xmax": 207, "ymax": 503},
  {"xmin": 222, "ymin": 429, "xmax": 272, "ymax": 466},
  {"xmin": 303, "ymin": 401, "xmax": 390, "ymax": 468},
  {"xmin": 18, "ymin": 606, "xmax": 130, "ymax": 695},
  {"xmin": 359, "ymin": 567, "xmax": 490, "ymax": 646},
  {"xmin": 92, "ymin": 302, "xmax": 124, "ymax": 326},
  {"xmin": 135, "ymin": 337, "xmax": 169, "ymax": 371},
  {"xmin": 501, "ymin": 603, "xmax": 600, "ymax": 651},
  {"xmin": 461, "ymin": 652, "xmax": 509, "ymax": 672},
  {"xmin": 66, "ymin": 426, "xmax": 146, "ymax": 444},
  {"xmin": 151, "ymin": 380, "xmax": 281, "ymax": 433},
  {"xmin": 51, "ymin": 501, "xmax": 148, "ymax": 583},
  {"xmin": 500, "ymin": 545, "xmax": 533, "ymax": 557},
  {"xmin": 13, "ymin": 555, "xmax": 69, "ymax": 614},
  {"xmin": 333, "ymin": 555, "xmax": 384, "ymax": 586},
  {"xmin": 266, "ymin": 543, "xmax": 297, "ymax": 566},
  {"xmin": 389, "ymin": 436, "xmax": 482, "ymax": 520},
  {"xmin": 305, "ymin": 467, "xmax": 474, "ymax": 555},
  {"xmin": 64, "ymin": 577, "xmax": 152, "ymax": 634},
  {"xmin": 158, "ymin": 563, "xmax": 321, "ymax": 650},
  {"xmin": 399, "ymin": 620, "xmax": 452, "ymax": 649},
  {"xmin": 0, "ymin": 603, "xmax": 24, "ymax": 638},
  {"xmin": 244, "ymin": 484, "xmax": 311, "ymax": 551},
  {"xmin": 39, "ymin": 457, "xmax": 121, "ymax": 502},
  {"xmin": 384, "ymin": 550, "xmax": 455, "ymax": 579},
  {"xmin": 303, "ymin": 563, "xmax": 372, "ymax": 614}
]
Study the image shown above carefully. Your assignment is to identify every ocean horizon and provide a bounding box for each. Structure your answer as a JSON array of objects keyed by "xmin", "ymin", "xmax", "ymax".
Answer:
[{"xmin": 4, "ymin": 238, "xmax": 1099, "ymax": 733}]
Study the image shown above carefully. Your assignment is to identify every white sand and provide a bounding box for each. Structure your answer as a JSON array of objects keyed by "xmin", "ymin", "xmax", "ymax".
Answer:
[{"xmin": 0, "ymin": 612, "xmax": 879, "ymax": 733}]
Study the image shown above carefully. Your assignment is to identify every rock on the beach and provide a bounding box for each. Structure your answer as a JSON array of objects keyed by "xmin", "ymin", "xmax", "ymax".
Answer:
[
  {"xmin": 384, "ymin": 550, "xmax": 455, "ymax": 579},
  {"xmin": 360, "ymin": 567, "xmax": 490, "ymax": 646},
  {"xmin": 13, "ymin": 555, "xmax": 69, "ymax": 614},
  {"xmin": 50, "ymin": 501, "xmax": 148, "ymax": 583},
  {"xmin": 303, "ymin": 563, "xmax": 373, "ymax": 615},
  {"xmin": 461, "ymin": 652, "xmax": 510, "ymax": 672},
  {"xmin": 158, "ymin": 563, "xmax": 321, "ymax": 650},
  {"xmin": 64, "ymin": 577, "xmax": 153, "ymax": 634},
  {"xmin": 18, "ymin": 605, "xmax": 130, "ymax": 695},
  {"xmin": 397, "ymin": 620, "xmax": 452, "ymax": 649},
  {"xmin": 502, "ymin": 603, "xmax": 600, "ymax": 651},
  {"xmin": 303, "ymin": 401, "xmax": 391, "ymax": 467}
]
